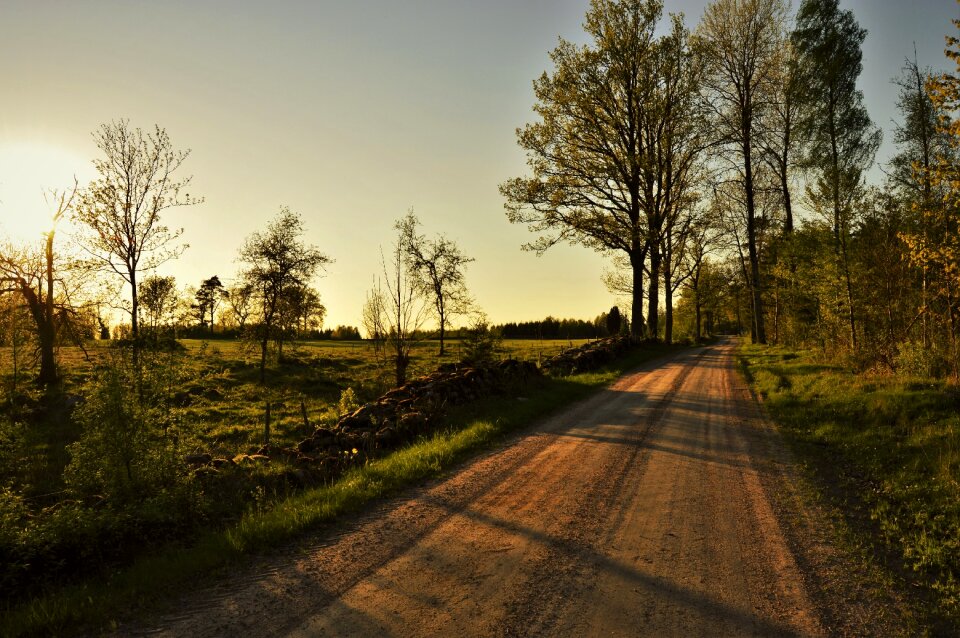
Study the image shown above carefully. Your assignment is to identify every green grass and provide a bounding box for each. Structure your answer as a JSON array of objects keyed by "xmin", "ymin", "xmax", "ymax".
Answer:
[
  {"xmin": 1, "ymin": 341, "xmax": 676, "ymax": 637},
  {"xmin": 737, "ymin": 343, "xmax": 960, "ymax": 630}
]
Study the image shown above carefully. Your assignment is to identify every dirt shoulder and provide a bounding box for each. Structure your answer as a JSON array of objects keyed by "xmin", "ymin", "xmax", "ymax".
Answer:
[{"xmin": 125, "ymin": 339, "xmax": 910, "ymax": 637}]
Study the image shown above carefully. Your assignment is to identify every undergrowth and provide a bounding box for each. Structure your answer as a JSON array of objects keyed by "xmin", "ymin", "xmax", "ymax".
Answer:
[{"xmin": 738, "ymin": 343, "xmax": 960, "ymax": 630}]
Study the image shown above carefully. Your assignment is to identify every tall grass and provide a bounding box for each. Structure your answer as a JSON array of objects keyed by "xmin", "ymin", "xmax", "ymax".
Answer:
[{"xmin": 738, "ymin": 343, "xmax": 960, "ymax": 628}]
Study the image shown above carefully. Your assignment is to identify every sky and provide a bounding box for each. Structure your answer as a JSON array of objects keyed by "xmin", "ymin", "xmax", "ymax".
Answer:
[{"xmin": 1, "ymin": 0, "xmax": 958, "ymax": 330}]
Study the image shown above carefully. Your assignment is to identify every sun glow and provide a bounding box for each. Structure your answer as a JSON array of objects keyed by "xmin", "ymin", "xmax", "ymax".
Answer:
[{"xmin": 0, "ymin": 142, "xmax": 93, "ymax": 243}]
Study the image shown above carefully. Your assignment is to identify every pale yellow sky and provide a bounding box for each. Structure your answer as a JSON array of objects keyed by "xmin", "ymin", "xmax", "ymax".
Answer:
[{"xmin": 1, "ymin": 0, "xmax": 957, "ymax": 330}]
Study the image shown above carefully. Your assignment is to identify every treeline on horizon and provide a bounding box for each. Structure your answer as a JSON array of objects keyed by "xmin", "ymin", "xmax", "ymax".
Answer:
[{"xmin": 110, "ymin": 312, "xmax": 628, "ymax": 342}]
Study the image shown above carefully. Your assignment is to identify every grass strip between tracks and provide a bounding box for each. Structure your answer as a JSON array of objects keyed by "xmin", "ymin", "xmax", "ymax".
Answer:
[
  {"xmin": 737, "ymin": 342, "xmax": 960, "ymax": 631},
  {"xmin": 3, "ymin": 343, "xmax": 678, "ymax": 637}
]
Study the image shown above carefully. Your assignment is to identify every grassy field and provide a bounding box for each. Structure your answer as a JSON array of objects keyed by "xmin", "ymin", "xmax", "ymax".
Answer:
[
  {"xmin": 1, "ymin": 335, "xmax": 634, "ymax": 636},
  {"xmin": 737, "ymin": 343, "xmax": 960, "ymax": 630},
  {"xmin": 0, "ymin": 338, "xmax": 591, "ymax": 492}
]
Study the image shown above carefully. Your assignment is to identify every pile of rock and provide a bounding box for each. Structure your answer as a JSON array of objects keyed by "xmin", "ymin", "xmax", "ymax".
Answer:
[
  {"xmin": 540, "ymin": 335, "xmax": 634, "ymax": 376},
  {"xmin": 186, "ymin": 358, "xmax": 541, "ymax": 486},
  {"xmin": 295, "ymin": 358, "xmax": 541, "ymax": 457}
]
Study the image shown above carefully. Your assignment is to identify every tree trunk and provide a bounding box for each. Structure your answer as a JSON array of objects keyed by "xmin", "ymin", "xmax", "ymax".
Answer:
[
  {"xmin": 841, "ymin": 242, "xmax": 857, "ymax": 350},
  {"xmin": 663, "ymin": 253, "xmax": 673, "ymax": 345},
  {"xmin": 130, "ymin": 269, "xmax": 139, "ymax": 340},
  {"xmin": 630, "ymin": 251, "xmax": 645, "ymax": 340},
  {"xmin": 743, "ymin": 112, "xmax": 766, "ymax": 344},
  {"xmin": 259, "ymin": 332, "xmax": 268, "ymax": 383},
  {"xmin": 438, "ymin": 307, "xmax": 446, "ymax": 356},
  {"xmin": 37, "ymin": 229, "xmax": 59, "ymax": 385},
  {"xmin": 648, "ymin": 246, "xmax": 661, "ymax": 340},
  {"xmin": 780, "ymin": 165, "xmax": 794, "ymax": 234},
  {"xmin": 695, "ymin": 295, "xmax": 702, "ymax": 341},
  {"xmin": 395, "ymin": 352, "xmax": 409, "ymax": 387},
  {"xmin": 773, "ymin": 278, "xmax": 780, "ymax": 345}
]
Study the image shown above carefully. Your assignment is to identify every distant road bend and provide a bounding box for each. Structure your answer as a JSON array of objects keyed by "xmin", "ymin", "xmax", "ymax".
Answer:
[{"xmin": 139, "ymin": 339, "xmax": 845, "ymax": 637}]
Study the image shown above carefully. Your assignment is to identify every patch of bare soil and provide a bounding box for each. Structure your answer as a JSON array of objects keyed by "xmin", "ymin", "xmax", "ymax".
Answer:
[{"xmin": 125, "ymin": 339, "xmax": 909, "ymax": 637}]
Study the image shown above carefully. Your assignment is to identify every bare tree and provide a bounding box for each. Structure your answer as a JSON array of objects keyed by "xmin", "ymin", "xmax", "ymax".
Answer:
[
  {"xmin": 74, "ymin": 120, "xmax": 199, "ymax": 344},
  {"xmin": 363, "ymin": 235, "xmax": 430, "ymax": 387},
  {"xmin": 396, "ymin": 211, "xmax": 473, "ymax": 355},
  {"xmin": 0, "ymin": 185, "xmax": 80, "ymax": 385},
  {"xmin": 238, "ymin": 208, "xmax": 331, "ymax": 382}
]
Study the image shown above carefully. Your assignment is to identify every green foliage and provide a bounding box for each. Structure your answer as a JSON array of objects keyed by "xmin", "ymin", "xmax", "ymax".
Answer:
[
  {"xmin": 894, "ymin": 341, "xmax": 951, "ymax": 379},
  {"xmin": 740, "ymin": 343, "xmax": 960, "ymax": 627},
  {"xmin": 1, "ymin": 340, "xmax": 677, "ymax": 637},
  {"xmin": 0, "ymin": 485, "xmax": 29, "ymax": 591},
  {"xmin": 337, "ymin": 387, "xmax": 360, "ymax": 416},
  {"xmin": 64, "ymin": 348, "xmax": 187, "ymax": 503},
  {"xmin": 605, "ymin": 306, "xmax": 622, "ymax": 336},
  {"xmin": 460, "ymin": 316, "xmax": 503, "ymax": 365}
]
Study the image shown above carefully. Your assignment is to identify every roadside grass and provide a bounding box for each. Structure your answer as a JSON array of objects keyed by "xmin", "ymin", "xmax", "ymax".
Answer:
[
  {"xmin": 1, "ymin": 342, "xmax": 676, "ymax": 637},
  {"xmin": 737, "ymin": 343, "xmax": 960, "ymax": 629}
]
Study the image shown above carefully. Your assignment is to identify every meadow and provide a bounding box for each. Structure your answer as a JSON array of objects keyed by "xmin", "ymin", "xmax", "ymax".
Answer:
[{"xmin": 0, "ymin": 337, "xmax": 591, "ymax": 489}]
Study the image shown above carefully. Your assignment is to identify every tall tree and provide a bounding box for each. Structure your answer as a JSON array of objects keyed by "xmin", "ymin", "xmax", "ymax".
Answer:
[
  {"xmin": 278, "ymin": 284, "xmax": 325, "ymax": 337},
  {"xmin": 674, "ymin": 222, "xmax": 719, "ymax": 340},
  {"xmin": 194, "ymin": 275, "xmax": 226, "ymax": 332},
  {"xmin": 792, "ymin": 0, "xmax": 881, "ymax": 350},
  {"xmin": 912, "ymin": 12, "xmax": 960, "ymax": 367},
  {"xmin": 501, "ymin": 0, "xmax": 664, "ymax": 339},
  {"xmin": 891, "ymin": 56, "xmax": 953, "ymax": 348},
  {"xmin": 238, "ymin": 208, "xmax": 331, "ymax": 382},
  {"xmin": 640, "ymin": 15, "xmax": 708, "ymax": 340},
  {"xmin": 225, "ymin": 282, "xmax": 254, "ymax": 330},
  {"xmin": 396, "ymin": 211, "xmax": 474, "ymax": 355},
  {"xmin": 694, "ymin": 0, "xmax": 789, "ymax": 345},
  {"xmin": 761, "ymin": 40, "xmax": 802, "ymax": 233},
  {"xmin": 75, "ymin": 120, "xmax": 198, "ymax": 343}
]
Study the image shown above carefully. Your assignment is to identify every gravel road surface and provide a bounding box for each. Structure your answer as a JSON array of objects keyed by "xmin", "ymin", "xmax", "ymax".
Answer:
[{"xmin": 131, "ymin": 339, "xmax": 905, "ymax": 637}]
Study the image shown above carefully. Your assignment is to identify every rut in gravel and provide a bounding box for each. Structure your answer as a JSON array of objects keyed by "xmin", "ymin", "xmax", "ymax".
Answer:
[{"xmin": 130, "ymin": 340, "xmax": 844, "ymax": 637}]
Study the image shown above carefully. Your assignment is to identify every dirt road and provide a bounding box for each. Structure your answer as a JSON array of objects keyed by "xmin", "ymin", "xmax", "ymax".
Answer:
[{"xmin": 132, "ymin": 340, "xmax": 886, "ymax": 637}]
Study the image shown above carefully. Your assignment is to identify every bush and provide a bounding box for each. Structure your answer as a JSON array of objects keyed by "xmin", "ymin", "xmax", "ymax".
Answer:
[
  {"xmin": 894, "ymin": 341, "xmax": 951, "ymax": 378},
  {"xmin": 337, "ymin": 387, "xmax": 360, "ymax": 415},
  {"xmin": 64, "ymin": 347, "xmax": 189, "ymax": 505},
  {"xmin": 461, "ymin": 316, "xmax": 503, "ymax": 365},
  {"xmin": 0, "ymin": 485, "xmax": 28, "ymax": 593}
]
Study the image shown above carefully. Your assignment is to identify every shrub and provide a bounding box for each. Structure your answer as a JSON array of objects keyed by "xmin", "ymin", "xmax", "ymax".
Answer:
[
  {"xmin": 64, "ymin": 347, "xmax": 189, "ymax": 504},
  {"xmin": 460, "ymin": 315, "xmax": 503, "ymax": 365},
  {"xmin": 337, "ymin": 387, "xmax": 360, "ymax": 415},
  {"xmin": 894, "ymin": 341, "xmax": 951, "ymax": 378},
  {"xmin": 0, "ymin": 485, "xmax": 28, "ymax": 592}
]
